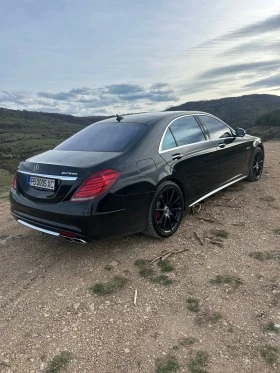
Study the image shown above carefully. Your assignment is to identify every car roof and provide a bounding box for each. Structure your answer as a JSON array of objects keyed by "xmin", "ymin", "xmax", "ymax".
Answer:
[{"xmin": 97, "ymin": 111, "xmax": 209, "ymax": 126}]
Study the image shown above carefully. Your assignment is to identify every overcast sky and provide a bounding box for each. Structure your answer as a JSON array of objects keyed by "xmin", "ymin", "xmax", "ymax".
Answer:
[{"xmin": 1, "ymin": 0, "xmax": 279, "ymax": 115}]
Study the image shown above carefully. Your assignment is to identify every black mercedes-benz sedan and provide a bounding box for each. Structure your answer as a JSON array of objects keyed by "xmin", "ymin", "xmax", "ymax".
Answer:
[{"xmin": 10, "ymin": 111, "xmax": 264, "ymax": 242}]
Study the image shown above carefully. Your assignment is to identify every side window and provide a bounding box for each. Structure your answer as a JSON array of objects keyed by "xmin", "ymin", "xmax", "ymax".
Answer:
[
  {"xmin": 198, "ymin": 116, "xmax": 232, "ymax": 140},
  {"xmin": 169, "ymin": 116, "xmax": 205, "ymax": 147},
  {"xmin": 161, "ymin": 128, "xmax": 177, "ymax": 151}
]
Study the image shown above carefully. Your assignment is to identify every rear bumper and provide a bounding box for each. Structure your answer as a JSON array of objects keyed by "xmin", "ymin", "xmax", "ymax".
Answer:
[
  {"xmin": 10, "ymin": 189, "xmax": 153, "ymax": 241},
  {"xmin": 16, "ymin": 219, "xmax": 87, "ymax": 243}
]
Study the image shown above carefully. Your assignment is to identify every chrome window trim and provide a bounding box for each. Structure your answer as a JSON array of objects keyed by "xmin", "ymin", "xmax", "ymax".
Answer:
[
  {"xmin": 196, "ymin": 113, "xmax": 235, "ymax": 137},
  {"xmin": 159, "ymin": 114, "xmax": 207, "ymax": 153},
  {"xmin": 160, "ymin": 139, "xmax": 213, "ymax": 154},
  {"xmin": 18, "ymin": 170, "xmax": 78, "ymax": 181},
  {"xmin": 188, "ymin": 175, "xmax": 246, "ymax": 207},
  {"xmin": 17, "ymin": 219, "xmax": 60, "ymax": 236}
]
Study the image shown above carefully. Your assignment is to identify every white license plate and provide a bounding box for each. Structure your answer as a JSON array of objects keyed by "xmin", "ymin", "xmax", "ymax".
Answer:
[{"xmin": 29, "ymin": 176, "xmax": 55, "ymax": 190}]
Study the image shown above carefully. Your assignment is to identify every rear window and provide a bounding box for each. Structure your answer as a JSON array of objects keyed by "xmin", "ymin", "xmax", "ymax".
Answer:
[{"xmin": 55, "ymin": 122, "xmax": 144, "ymax": 152}]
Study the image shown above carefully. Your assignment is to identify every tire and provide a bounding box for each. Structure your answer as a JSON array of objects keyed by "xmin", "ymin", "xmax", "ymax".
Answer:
[
  {"xmin": 144, "ymin": 181, "xmax": 184, "ymax": 238},
  {"xmin": 246, "ymin": 147, "xmax": 264, "ymax": 182}
]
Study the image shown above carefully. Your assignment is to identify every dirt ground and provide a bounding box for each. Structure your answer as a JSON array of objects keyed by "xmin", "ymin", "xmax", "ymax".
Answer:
[{"xmin": 0, "ymin": 141, "xmax": 279, "ymax": 373}]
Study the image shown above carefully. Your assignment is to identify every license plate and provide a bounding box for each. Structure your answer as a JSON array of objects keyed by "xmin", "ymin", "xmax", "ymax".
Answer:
[{"xmin": 28, "ymin": 176, "xmax": 55, "ymax": 190}]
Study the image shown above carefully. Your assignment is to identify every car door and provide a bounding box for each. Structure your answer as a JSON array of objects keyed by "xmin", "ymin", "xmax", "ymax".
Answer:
[
  {"xmin": 159, "ymin": 115, "xmax": 219, "ymax": 203},
  {"xmin": 196, "ymin": 115, "xmax": 249, "ymax": 186}
]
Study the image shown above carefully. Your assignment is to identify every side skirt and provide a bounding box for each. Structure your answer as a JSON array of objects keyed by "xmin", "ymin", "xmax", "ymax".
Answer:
[{"xmin": 188, "ymin": 176, "xmax": 247, "ymax": 207}]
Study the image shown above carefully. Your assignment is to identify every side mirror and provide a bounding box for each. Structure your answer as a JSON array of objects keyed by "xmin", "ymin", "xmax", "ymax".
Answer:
[{"xmin": 235, "ymin": 128, "xmax": 246, "ymax": 137}]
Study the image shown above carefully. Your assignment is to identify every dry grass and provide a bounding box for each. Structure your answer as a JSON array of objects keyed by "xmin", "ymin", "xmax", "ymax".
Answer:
[
  {"xmin": 260, "ymin": 345, "xmax": 278, "ymax": 366},
  {"xmin": 155, "ymin": 356, "xmax": 179, "ymax": 373},
  {"xmin": 135, "ymin": 258, "xmax": 173, "ymax": 285},
  {"xmin": 89, "ymin": 276, "xmax": 128, "ymax": 296},
  {"xmin": 210, "ymin": 229, "xmax": 229, "ymax": 239},
  {"xmin": 157, "ymin": 259, "xmax": 174, "ymax": 273},
  {"xmin": 263, "ymin": 321, "xmax": 279, "ymax": 334},
  {"xmin": 188, "ymin": 351, "xmax": 209, "ymax": 373},
  {"xmin": 210, "ymin": 274, "xmax": 243, "ymax": 289},
  {"xmin": 195, "ymin": 311, "xmax": 222, "ymax": 326},
  {"xmin": 260, "ymin": 195, "xmax": 276, "ymax": 202},
  {"xmin": 186, "ymin": 298, "xmax": 200, "ymax": 313},
  {"xmin": 45, "ymin": 351, "xmax": 72, "ymax": 373}
]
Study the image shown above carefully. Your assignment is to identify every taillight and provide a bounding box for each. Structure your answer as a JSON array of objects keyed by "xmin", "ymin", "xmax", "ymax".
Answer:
[
  {"xmin": 71, "ymin": 169, "xmax": 120, "ymax": 202},
  {"xmin": 12, "ymin": 175, "xmax": 17, "ymax": 190}
]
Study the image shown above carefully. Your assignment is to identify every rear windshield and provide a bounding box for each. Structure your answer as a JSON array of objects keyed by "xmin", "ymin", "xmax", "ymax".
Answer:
[{"xmin": 55, "ymin": 122, "xmax": 144, "ymax": 152}]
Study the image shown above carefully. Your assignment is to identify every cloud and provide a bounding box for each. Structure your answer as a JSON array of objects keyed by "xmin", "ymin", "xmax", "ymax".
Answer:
[
  {"xmin": 38, "ymin": 87, "xmax": 96, "ymax": 101},
  {"xmin": 194, "ymin": 13, "xmax": 280, "ymax": 52},
  {"xmin": 35, "ymin": 83, "xmax": 178, "ymax": 107},
  {"xmin": 245, "ymin": 73, "xmax": 280, "ymax": 89},
  {"xmin": 68, "ymin": 87, "xmax": 93, "ymax": 95},
  {"xmin": 185, "ymin": 13, "xmax": 280, "ymax": 98},
  {"xmin": 37, "ymin": 83, "xmax": 177, "ymax": 105},
  {"xmin": 0, "ymin": 90, "xmax": 34, "ymax": 106},
  {"xmin": 198, "ymin": 60, "xmax": 280, "ymax": 80},
  {"xmin": 38, "ymin": 91, "xmax": 74, "ymax": 101},
  {"xmin": 221, "ymin": 40, "xmax": 280, "ymax": 56},
  {"xmin": 150, "ymin": 83, "xmax": 169, "ymax": 90},
  {"xmin": 0, "ymin": 82, "xmax": 178, "ymax": 115},
  {"xmin": 105, "ymin": 84, "xmax": 144, "ymax": 95},
  {"xmin": 222, "ymin": 13, "xmax": 280, "ymax": 40}
]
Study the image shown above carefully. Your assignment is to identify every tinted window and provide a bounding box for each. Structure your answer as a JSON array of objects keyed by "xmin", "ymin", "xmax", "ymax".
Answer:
[
  {"xmin": 55, "ymin": 122, "xmax": 143, "ymax": 152},
  {"xmin": 198, "ymin": 116, "xmax": 232, "ymax": 139},
  {"xmin": 161, "ymin": 128, "xmax": 177, "ymax": 151},
  {"xmin": 169, "ymin": 116, "xmax": 205, "ymax": 147}
]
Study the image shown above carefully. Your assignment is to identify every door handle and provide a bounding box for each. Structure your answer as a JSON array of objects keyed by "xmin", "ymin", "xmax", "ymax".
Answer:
[
  {"xmin": 172, "ymin": 153, "xmax": 183, "ymax": 160},
  {"xmin": 218, "ymin": 143, "xmax": 226, "ymax": 149}
]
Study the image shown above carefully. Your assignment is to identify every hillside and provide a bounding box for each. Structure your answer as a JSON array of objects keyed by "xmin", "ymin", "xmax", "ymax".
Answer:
[
  {"xmin": 245, "ymin": 109, "xmax": 280, "ymax": 141},
  {"xmin": 255, "ymin": 109, "xmax": 280, "ymax": 127},
  {"xmin": 167, "ymin": 94, "xmax": 280, "ymax": 129},
  {"xmin": 0, "ymin": 108, "xmax": 109, "ymax": 177},
  {"xmin": 0, "ymin": 107, "xmax": 108, "ymax": 129}
]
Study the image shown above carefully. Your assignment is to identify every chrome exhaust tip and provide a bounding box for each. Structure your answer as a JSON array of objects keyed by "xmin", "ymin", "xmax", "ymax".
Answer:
[{"xmin": 61, "ymin": 235, "xmax": 87, "ymax": 244}]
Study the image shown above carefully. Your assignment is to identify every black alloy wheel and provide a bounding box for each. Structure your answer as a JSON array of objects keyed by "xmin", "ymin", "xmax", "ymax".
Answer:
[
  {"xmin": 247, "ymin": 147, "xmax": 264, "ymax": 182},
  {"xmin": 144, "ymin": 181, "xmax": 184, "ymax": 238}
]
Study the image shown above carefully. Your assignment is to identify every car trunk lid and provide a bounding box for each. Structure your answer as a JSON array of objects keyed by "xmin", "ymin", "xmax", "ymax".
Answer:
[{"xmin": 17, "ymin": 150, "xmax": 121, "ymax": 203}]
